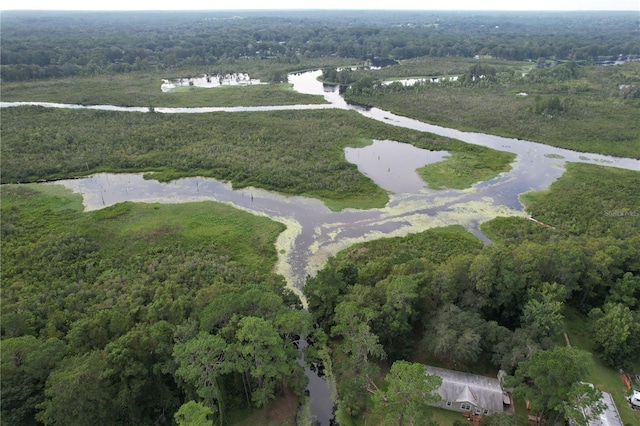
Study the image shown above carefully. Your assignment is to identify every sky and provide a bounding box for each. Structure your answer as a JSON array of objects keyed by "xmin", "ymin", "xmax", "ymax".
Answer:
[{"xmin": 1, "ymin": 0, "xmax": 638, "ymax": 11}]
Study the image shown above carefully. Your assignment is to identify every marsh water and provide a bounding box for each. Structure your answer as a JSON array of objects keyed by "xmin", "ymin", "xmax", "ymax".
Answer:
[
  {"xmin": 17, "ymin": 69, "xmax": 637, "ymax": 293},
  {"xmin": 161, "ymin": 73, "xmax": 264, "ymax": 92},
  {"xmin": 4, "ymin": 70, "xmax": 639, "ymax": 425}
]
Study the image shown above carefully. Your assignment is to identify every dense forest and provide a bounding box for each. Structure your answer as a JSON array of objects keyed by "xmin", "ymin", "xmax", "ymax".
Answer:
[
  {"xmin": 304, "ymin": 163, "xmax": 640, "ymax": 425},
  {"xmin": 1, "ymin": 9, "xmax": 640, "ymax": 426},
  {"xmin": 1, "ymin": 10, "xmax": 639, "ymax": 81},
  {"xmin": 1, "ymin": 184, "xmax": 325, "ymax": 425}
]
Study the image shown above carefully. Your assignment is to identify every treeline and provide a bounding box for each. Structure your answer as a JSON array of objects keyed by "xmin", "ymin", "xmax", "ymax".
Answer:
[
  {"xmin": 2, "ymin": 10, "xmax": 639, "ymax": 81},
  {"xmin": 1, "ymin": 185, "xmax": 323, "ymax": 425},
  {"xmin": 343, "ymin": 61, "xmax": 583, "ymax": 96},
  {"xmin": 303, "ymin": 163, "xmax": 640, "ymax": 423}
]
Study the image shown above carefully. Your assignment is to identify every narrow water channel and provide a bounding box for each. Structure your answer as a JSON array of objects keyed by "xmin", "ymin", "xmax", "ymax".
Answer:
[{"xmin": 4, "ymin": 70, "xmax": 639, "ymax": 425}]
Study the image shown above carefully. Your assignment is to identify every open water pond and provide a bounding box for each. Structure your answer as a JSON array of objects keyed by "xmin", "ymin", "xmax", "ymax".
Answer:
[{"xmin": 345, "ymin": 140, "xmax": 449, "ymax": 193}]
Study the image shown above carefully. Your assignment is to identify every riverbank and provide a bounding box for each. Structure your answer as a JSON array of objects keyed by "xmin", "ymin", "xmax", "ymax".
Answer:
[{"xmin": 344, "ymin": 62, "xmax": 640, "ymax": 159}]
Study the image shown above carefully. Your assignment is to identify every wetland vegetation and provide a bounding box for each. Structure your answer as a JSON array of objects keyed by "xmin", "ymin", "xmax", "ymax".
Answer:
[
  {"xmin": 0, "ymin": 107, "xmax": 514, "ymax": 210},
  {"xmin": 1, "ymin": 9, "xmax": 639, "ymax": 426},
  {"xmin": 1, "ymin": 184, "xmax": 316, "ymax": 426},
  {"xmin": 342, "ymin": 60, "xmax": 640, "ymax": 158},
  {"xmin": 0, "ymin": 66, "xmax": 333, "ymax": 107}
]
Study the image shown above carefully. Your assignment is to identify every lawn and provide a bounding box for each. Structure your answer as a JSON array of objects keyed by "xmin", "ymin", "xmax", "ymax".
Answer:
[{"xmin": 563, "ymin": 307, "xmax": 640, "ymax": 426}]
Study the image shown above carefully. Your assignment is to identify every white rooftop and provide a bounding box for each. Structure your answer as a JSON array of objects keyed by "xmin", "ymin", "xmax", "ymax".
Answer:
[{"xmin": 589, "ymin": 391, "xmax": 623, "ymax": 426}]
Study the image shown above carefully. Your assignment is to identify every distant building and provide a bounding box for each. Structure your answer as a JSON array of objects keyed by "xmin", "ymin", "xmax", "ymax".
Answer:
[{"xmin": 425, "ymin": 365, "xmax": 511, "ymax": 416}]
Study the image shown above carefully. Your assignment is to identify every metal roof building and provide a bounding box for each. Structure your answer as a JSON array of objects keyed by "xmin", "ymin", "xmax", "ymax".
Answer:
[
  {"xmin": 587, "ymin": 391, "xmax": 624, "ymax": 426},
  {"xmin": 426, "ymin": 365, "xmax": 508, "ymax": 415}
]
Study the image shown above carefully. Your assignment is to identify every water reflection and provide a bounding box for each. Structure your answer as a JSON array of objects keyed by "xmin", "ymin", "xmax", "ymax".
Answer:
[
  {"xmin": 345, "ymin": 140, "xmax": 449, "ymax": 194},
  {"xmin": 288, "ymin": 70, "xmax": 349, "ymax": 108}
]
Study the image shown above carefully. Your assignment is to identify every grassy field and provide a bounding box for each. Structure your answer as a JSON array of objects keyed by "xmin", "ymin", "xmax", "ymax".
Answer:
[
  {"xmin": 346, "ymin": 61, "xmax": 640, "ymax": 158},
  {"xmin": 349, "ymin": 405, "xmax": 472, "ymax": 426}
]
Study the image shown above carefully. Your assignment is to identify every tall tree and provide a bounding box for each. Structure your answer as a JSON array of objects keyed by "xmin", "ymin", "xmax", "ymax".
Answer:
[
  {"xmin": 303, "ymin": 258, "xmax": 348, "ymax": 331},
  {"xmin": 372, "ymin": 361, "xmax": 442, "ymax": 426},
  {"xmin": 589, "ymin": 302, "xmax": 640, "ymax": 369},
  {"xmin": 174, "ymin": 401, "xmax": 214, "ymax": 426},
  {"xmin": 491, "ymin": 326, "xmax": 543, "ymax": 373},
  {"xmin": 423, "ymin": 304, "xmax": 484, "ymax": 368},
  {"xmin": 235, "ymin": 316, "xmax": 291, "ymax": 416},
  {"xmin": 331, "ymin": 301, "xmax": 385, "ymax": 418},
  {"xmin": 173, "ymin": 332, "xmax": 232, "ymax": 425},
  {"xmin": 562, "ymin": 383, "xmax": 606, "ymax": 426},
  {"xmin": 36, "ymin": 351, "xmax": 116, "ymax": 426},
  {"xmin": 376, "ymin": 275, "xmax": 419, "ymax": 361},
  {"xmin": 1, "ymin": 336, "xmax": 66, "ymax": 426},
  {"xmin": 506, "ymin": 346, "xmax": 595, "ymax": 425},
  {"xmin": 520, "ymin": 282, "xmax": 566, "ymax": 340},
  {"xmin": 606, "ymin": 272, "xmax": 640, "ymax": 309}
]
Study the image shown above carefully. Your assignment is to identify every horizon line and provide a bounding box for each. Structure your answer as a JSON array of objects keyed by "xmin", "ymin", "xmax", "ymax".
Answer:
[{"xmin": 2, "ymin": 8, "xmax": 638, "ymax": 12}]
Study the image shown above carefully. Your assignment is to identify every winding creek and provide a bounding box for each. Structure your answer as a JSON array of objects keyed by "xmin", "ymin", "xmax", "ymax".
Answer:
[{"xmin": 3, "ymin": 70, "xmax": 639, "ymax": 425}]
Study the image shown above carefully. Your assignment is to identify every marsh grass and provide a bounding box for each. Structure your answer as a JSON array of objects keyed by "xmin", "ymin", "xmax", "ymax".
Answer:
[
  {"xmin": 480, "ymin": 216, "xmax": 555, "ymax": 244},
  {"xmin": 371, "ymin": 56, "xmax": 532, "ymax": 80},
  {"xmin": 346, "ymin": 62, "xmax": 640, "ymax": 158},
  {"xmin": 0, "ymin": 57, "xmax": 357, "ymax": 107},
  {"xmin": 519, "ymin": 162, "xmax": 640, "ymax": 238},
  {"xmin": 418, "ymin": 150, "xmax": 515, "ymax": 189},
  {"xmin": 0, "ymin": 72, "xmax": 326, "ymax": 107},
  {"xmin": 2, "ymin": 184, "xmax": 284, "ymax": 271},
  {"xmin": 2, "ymin": 107, "xmax": 513, "ymax": 210}
]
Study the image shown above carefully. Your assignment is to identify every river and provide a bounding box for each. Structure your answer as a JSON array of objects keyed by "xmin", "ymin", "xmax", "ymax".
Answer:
[{"xmin": 2, "ymin": 70, "xmax": 639, "ymax": 425}]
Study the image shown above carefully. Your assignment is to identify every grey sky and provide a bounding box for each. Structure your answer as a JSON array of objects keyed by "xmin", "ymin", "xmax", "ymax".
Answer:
[{"xmin": 1, "ymin": 0, "xmax": 638, "ymax": 11}]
